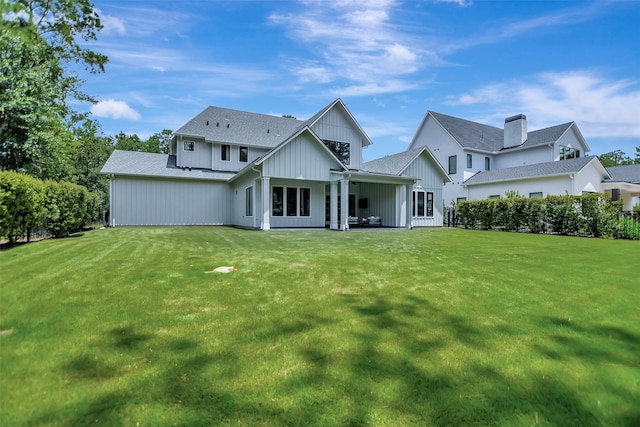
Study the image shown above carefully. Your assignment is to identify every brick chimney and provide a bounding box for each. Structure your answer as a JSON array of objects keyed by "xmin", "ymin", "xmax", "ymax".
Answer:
[{"xmin": 504, "ymin": 114, "xmax": 527, "ymax": 149}]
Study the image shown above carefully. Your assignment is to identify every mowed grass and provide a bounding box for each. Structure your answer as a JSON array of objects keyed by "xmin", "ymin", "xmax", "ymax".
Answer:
[{"xmin": 1, "ymin": 227, "xmax": 638, "ymax": 426}]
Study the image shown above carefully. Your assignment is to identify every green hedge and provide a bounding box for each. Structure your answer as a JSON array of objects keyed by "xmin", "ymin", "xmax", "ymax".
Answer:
[
  {"xmin": 456, "ymin": 194, "xmax": 634, "ymax": 239},
  {"xmin": 0, "ymin": 171, "xmax": 99, "ymax": 242}
]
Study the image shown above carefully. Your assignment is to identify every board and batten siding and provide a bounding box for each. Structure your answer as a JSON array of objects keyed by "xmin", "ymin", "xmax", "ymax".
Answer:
[
  {"xmin": 231, "ymin": 171, "xmax": 261, "ymax": 228},
  {"xmin": 268, "ymin": 178, "xmax": 326, "ymax": 228},
  {"xmin": 357, "ymin": 183, "xmax": 398, "ymax": 227},
  {"xmin": 402, "ymin": 155, "xmax": 445, "ymax": 227},
  {"xmin": 110, "ymin": 176, "xmax": 231, "ymax": 226},
  {"xmin": 262, "ymin": 133, "xmax": 342, "ymax": 181},
  {"xmin": 180, "ymin": 138, "xmax": 212, "ymax": 170},
  {"xmin": 309, "ymin": 106, "xmax": 364, "ymax": 170}
]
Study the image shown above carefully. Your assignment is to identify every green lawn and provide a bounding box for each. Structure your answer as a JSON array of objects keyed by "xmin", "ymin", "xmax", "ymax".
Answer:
[{"xmin": 1, "ymin": 227, "xmax": 638, "ymax": 426}]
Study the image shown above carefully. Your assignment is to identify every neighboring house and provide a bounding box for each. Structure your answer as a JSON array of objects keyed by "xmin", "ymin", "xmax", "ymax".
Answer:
[
  {"xmin": 602, "ymin": 164, "xmax": 640, "ymax": 211},
  {"xmin": 407, "ymin": 111, "xmax": 640, "ymax": 208},
  {"xmin": 101, "ymin": 99, "xmax": 451, "ymax": 229}
]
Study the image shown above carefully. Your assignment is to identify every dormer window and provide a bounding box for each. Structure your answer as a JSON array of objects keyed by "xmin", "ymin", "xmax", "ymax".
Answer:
[
  {"xmin": 184, "ymin": 141, "xmax": 195, "ymax": 151},
  {"xmin": 560, "ymin": 145, "xmax": 580, "ymax": 160},
  {"xmin": 323, "ymin": 140, "xmax": 350, "ymax": 165}
]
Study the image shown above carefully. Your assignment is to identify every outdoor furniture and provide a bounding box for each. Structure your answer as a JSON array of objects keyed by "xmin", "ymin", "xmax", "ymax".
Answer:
[
  {"xmin": 367, "ymin": 216, "xmax": 381, "ymax": 227},
  {"xmin": 348, "ymin": 216, "xmax": 359, "ymax": 227}
]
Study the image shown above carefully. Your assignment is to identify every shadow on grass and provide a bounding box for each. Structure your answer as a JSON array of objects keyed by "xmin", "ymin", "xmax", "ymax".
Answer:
[{"xmin": 39, "ymin": 300, "xmax": 639, "ymax": 425}]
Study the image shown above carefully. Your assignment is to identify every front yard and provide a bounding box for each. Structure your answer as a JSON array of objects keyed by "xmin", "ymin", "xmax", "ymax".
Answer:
[{"xmin": 1, "ymin": 227, "xmax": 638, "ymax": 425}]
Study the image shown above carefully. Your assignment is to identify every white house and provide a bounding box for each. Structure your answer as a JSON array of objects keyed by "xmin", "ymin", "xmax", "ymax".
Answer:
[
  {"xmin": 407, "ymin": 111, "xmax": 640, "ymax": 208},
  {"xmin": 101, "ymin": 99, "xmax": 451, "ymax": 229}
]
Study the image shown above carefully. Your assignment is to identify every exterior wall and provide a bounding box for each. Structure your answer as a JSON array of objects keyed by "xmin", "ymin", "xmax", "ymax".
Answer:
[
  {"xmin": 402, "ymin": 155, "xmax": 445, "ymax": 226},
  {"xmin": 310, "ymin": 106, "xmax": 364, "ymax": 169},
  {"xmin": 110, "ymin": 176, "xmax": 231, "ymax": 226},
  {"xmin": 573, "ymin": 162, "xmax": 607, "ymax": 194},
  {"xmin": 466, "ymin": 175, "xmax": 573, "ymax": 200},
  {"xmin": 495, "ymin": 145, "xmax": 553, "ymax": 169},
  {"xmin": 212, "ymin": 143, "xmax": 269, "ymax": 172},
  {"xmin": 179, "ymin": 137, "xmax": 212, "ymax": 170},
  {"xmin": 262, "ymin": 133, "xmax": 342, "ymax": 181},
  {"xmin": 357, "ymin": 183, "xmax": 398, "ymax": 227},
  {"xmin": 231, "ymin": 170, "xmax": 261, "ymax": 228},
  {"xmin": 553, "ymin": 127, "xmax": 588, "ymax": 161},
  {"xmin": 268, "ymin": 178, "xmax": 326, "ymax": 228},
  {"xmin": 410, "ymin": 115, "xmax": 466, "ymax": 205}
]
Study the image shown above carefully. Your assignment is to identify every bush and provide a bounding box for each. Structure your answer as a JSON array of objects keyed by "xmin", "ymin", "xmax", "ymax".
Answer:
[
  {"xmin": 455, "ymin": 193, "xmax": 631, "ymax": 239},
  {"xmin": 42, "ymin": 180, "xmax": 94, "ymax": 237},
  {"xmin": 0, "ymin": 171, "xmax": 44, "ymax": 242}
]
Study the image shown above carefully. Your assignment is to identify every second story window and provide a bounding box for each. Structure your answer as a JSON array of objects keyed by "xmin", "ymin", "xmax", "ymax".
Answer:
[
  {"xmin": 560, "ymin": 145, "xmax": 580, "ymax": 160},
  {"xmin": 323, "ymin": 140, "xmax": 350, "ymax": 165},
  {"xmin": 448, "ymin": 155, "xmax": 457, "ymax": 174},
  {"xmin": 485, "ymin": 157, "xmax": 490, "ymax": 171},
  {"xmin": 221, "ymin": 144, "xmax": 230, "ymax": 161},
  {"xmin": 239, "ymin": 146, "xmax": 248, "ymax": 162},
  {"xmin": 184, "ymin": 141, "xmax": 195, "ymax": 151},
  {"xmin": 467, "ymin": 154, "xmax": 472, "ymax": 169}
]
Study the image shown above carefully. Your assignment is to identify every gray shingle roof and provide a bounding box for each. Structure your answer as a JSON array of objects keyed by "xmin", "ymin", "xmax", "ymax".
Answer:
[
  {"xmin": 362, "ymin": 147, "xmax": 425, "ymax": 175},
  {"xmin": 429, "ymin": 111, "xmax": 574, "ymax": 153},
  {"xmin": 605, "ymin": 164, "xmax": 640, "ymax": 184},
  {"xmin": 464, "ymin": 156, "xmax": 598, "ymax": 185},
  {"xmin": 175, "ymin": 106, "xmax": 304, "ymax": 148},
  {"xmin": 101, "ymin": 150, "xmax": 235, "ymax": 181}
]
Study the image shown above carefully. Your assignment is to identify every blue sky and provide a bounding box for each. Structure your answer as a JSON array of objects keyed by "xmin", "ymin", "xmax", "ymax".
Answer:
[{"xmin": 82, "ymin": 0, "xmax": 640, "ymax": 161}]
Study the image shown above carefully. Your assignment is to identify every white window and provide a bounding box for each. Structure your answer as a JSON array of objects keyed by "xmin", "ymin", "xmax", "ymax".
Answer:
[
  {"xmin": 412, "ymin": 191, "xmax": 434, "ymax": 217},
  {"xmin": 184, "ymin": 141, "xmax": 195, "ymax": 151}
]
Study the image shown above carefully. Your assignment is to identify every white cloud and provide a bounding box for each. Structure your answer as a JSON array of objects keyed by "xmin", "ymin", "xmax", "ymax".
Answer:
[
  {"xmin": 99, "ymin": 12, "xmax": 126, "ymax": 35},
  {"xmin": 91, "ymin": 99, "xmax": 141, "ymax": 120},
  {"xmin": 270, "ymin": 0, "xmax": 424, "ymax": 96},
  {"xmin": 444, "ymin": 71, "xmax": 640, "ymax": 139},
  {"xmin": 436, "ymin": 0, "xmax": 473, "ymax": 7}
]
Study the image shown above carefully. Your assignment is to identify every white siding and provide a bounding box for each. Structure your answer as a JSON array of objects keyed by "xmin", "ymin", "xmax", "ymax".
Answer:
[
  {"xmin": 212, "ymin": 144, "xmax": 270, "ymax": 172},
  {"xmin": 466, "ymin": 175, "xmax": 573, "ymax": 200},
  {"xmin": 110, "ymin": 176, "xmax": 230, "ymax": 226},
  {"xmin": 496, "ymin": 145, "xmax": 553, "ymax": 169},
  {"xmin": 310, "ymin": 106, "xmax": 364, "ymax": 169},
  {"xmin": 554, "ymin": 128, "xmax": 589, "ymax": 161},
  {"xmin": 268, "ymin": 179, "xmax": 326, "ymax": 228},
  {"xmin": 180, "ymin": 139, "xmax": 212, "ymax": 169},
  {"xmin": 357, "ymin": 183, "xmax": 398, "ymax": 227},
  {"xmin": 262, "ymin": 134, "xmax": 342, "ymax": 180},
  {"xmin": 402, "ymin": 155, "xmax": 445, "ymax": 227},
  {"xmin": 231, "ymin": 171, "xmax": 261, "ymax": 228},
  {"xmin": 410, "ymin": 115, "xmax": 466, "ymax": 205}
]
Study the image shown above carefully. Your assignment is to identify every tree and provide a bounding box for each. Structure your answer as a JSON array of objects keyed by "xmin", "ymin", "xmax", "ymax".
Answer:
[
  {"xmin": 0, "ymin": 1, "xmax": 106, "ymax": 177},
  {"xmin": 145, "ymin": 129, "xmax": 172, "ymax": 154},
  {"xmin": 113, "ymin": 132, "xmax": 144, "ymax": 152},
  {"xmin": 72, "ymin": 120, "xmax": 113, "ymax": 212},
  {"xmin": 598, "ymin": 150, "xmax": 633, "ymax": 167},
  {"xmin": 635, "ymin": 146, "xmax": 640, "ymax": 164},
  {"xmin": 1, "ymin": 0, "xmax": 107, "ymax": 73}
]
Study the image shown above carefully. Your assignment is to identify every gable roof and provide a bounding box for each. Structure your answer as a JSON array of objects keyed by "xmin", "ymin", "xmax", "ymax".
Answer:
[
  {"xmin": 464, "ymin": 156, "xmax": 605, "ymax": 186},
  {"xmin": 101, "ymin": 150, "xmax": 235, "ymax": 181},
  {"xmin": 420, "ymin": 111, "xmax": 582, "ymax": 154},
  {"xmin": 302, "ymin": 98, "xmax": 373, "ymax": 147},
  {"xmin": 605, "ymin": 164, "xmax": 640, "ymax": 184},
  {"xmin": 174, "ymin": 106, "xmax": 303, "ymax": 148},
  {"xmin": 362, "ymin": 147, "xmax": 450, "ymax": 181}
]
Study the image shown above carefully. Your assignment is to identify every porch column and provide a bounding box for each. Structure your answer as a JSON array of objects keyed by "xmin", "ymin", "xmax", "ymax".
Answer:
[
  {"xmin": 405, "ymin": 184, "xmax": 413, "ymax": 229},
  {"xmin": 330, "ymin": 181, "xmax": 339, "ymax": 230},
  {"xmin": 253, "ymin": 178, "xmax": 260, "ymax": 228},
  {"xmin": 262, "ymin": 176, "xmax": 270, "ymax": 230},
  {"xmin": 340, "ymin": 178, "xmax": 349, "ymax": 230}
]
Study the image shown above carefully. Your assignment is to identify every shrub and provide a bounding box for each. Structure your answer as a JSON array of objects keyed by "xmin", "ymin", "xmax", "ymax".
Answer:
[{"xmin": 0, "ymin": 171, "xmax": 44, "ymax": 242}]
